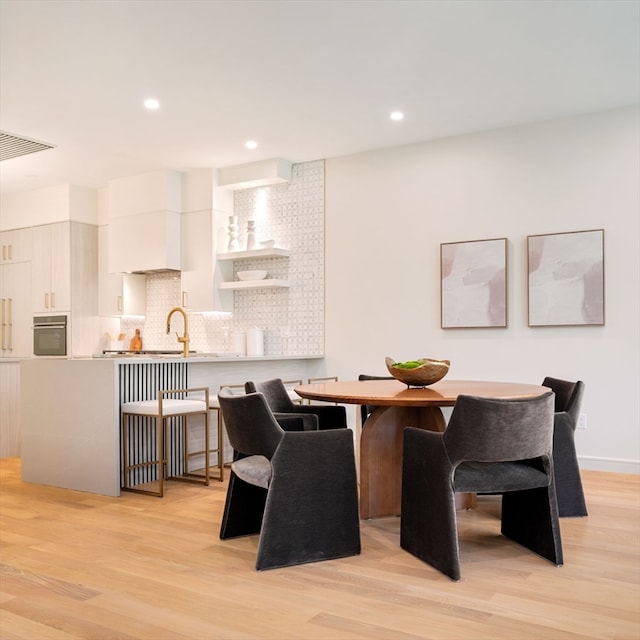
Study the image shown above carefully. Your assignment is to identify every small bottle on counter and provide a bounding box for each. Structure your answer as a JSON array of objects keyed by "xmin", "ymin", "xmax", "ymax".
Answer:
[{"xmin": 129, "ymin": 328, "xmax": 142, "ymax": 352}]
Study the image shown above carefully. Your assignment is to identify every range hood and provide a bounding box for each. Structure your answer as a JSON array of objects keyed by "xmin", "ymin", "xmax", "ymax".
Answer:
[
  {"xmin": 108, "ymin": 210, "xmax": 181, "ymax": 273},
  {"xmin": 107, "ymin": 171, "xmax": 182, "ymax": 274},
  {"xmin": 217, "ymin": 158, "xmax": 292, "ymax": 190}
]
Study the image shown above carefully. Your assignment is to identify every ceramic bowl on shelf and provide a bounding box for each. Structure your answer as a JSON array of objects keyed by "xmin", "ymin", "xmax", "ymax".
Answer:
[
  {"xmin": 259, "ymin": 240, "xmax": 275, "ymax": 249},
  {"xmin": 237, "ymin": 270, "xmax": 268, "ymax": 281},
  {"xmin": 385, "ymin": 356, "xmax": 450, "ymax": 387}
]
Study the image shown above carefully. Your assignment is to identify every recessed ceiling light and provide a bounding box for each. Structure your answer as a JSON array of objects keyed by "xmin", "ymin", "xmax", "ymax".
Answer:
[
  {"xmin": 390, "ymin": 111, "xmax": 404, "ymax": 121},
  {"xmin": 144, "ymin": 98, "xmax": 160, "ymax": 110},
  {"xmin": 245, "ymin": 140, "xmax": 258, "ymax": 150}
]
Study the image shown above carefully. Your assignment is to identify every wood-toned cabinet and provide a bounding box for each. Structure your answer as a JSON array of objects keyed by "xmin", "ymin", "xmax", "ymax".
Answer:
[
  {"xmin": 30, "ymin": 221, "xmax": 97, "ymax": 356},
  {"xmin": 0, "ymin": 361, "xmax": 21, "ymax": 456},
  {"xmin": 98, "ymin": 226, "xmax": 146, "ymax": 316},
  {"xmin": 31, "ymin": 222, "xmax": 71, "ymax": 312},
  {"xmin": 0, "ymin": 228, "xmax": 32, "ymax": 358},
  {"xmin": 0, "ymin": 261, "xmax": 32, "ymax": 358},
  {"xmin": 0, "ymin": 228, "xmax": 32, "ymax": 264}
]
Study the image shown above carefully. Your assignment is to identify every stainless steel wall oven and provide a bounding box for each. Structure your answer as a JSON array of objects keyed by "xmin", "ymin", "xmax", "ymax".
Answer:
[{"xmin": 33, "ymin": 315, "xmax": 67, "ymax": 356}]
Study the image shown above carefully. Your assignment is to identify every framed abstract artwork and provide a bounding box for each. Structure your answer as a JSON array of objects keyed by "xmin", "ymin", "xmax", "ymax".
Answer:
[
  {"xmin": 527, "ymin": 229, "xmax": 604, "ymax": 327},
  {"xmin": 440, "ymin": 237, "xmax": 507, "ymax": 328}
]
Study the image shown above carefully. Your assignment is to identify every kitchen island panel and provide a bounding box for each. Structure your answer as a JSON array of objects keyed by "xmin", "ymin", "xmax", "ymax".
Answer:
[
  {"xmin": 21, "ymin": 359, "xmax": 120, "ymax": 496},
  {"xmin": 0, "ymin": 361, "xmax": 22, "ymax": 457},
  {"xmin": 20, "ymin": 356, "xmax": 328, "ymax": 496}
]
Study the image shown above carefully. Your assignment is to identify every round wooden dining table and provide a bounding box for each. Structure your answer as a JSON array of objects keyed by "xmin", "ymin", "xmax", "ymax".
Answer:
[{"xmin": 294, "ymin": 379, "xmax": 550, "ymax": 519}]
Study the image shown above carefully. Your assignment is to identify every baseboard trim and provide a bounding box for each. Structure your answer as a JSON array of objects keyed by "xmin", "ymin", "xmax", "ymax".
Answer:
[{"xmin": 579, "ymin": 456, "xmax": 640, "ymax": 474}]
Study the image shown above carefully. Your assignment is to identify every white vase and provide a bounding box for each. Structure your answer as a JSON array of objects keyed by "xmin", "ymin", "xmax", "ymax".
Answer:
[
  {"xmin": 246, "ymin": 220, "xmax": 257, "ymax": 251},
  {"xmin": 227, "ymin": 215, "xmax": 239, "ymax": 251},
  {"xmin": 246, "ymin": 327, "xmax": 264, "ymax": 356}
]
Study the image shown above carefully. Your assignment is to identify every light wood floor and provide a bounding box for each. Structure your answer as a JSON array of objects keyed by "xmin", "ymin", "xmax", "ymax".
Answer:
[{"xmin": 1, "ymin": 458, "xmax": 638, "ymax": 640}]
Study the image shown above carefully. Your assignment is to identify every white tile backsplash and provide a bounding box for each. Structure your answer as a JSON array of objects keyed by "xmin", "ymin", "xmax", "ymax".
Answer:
[{"xmin": 120, "ymin": 160, "xmax": 325, "ymax": 355}]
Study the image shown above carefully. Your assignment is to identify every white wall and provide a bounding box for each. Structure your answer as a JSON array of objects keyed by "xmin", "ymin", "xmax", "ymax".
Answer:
[{"xmin": 325, "ymin": 106, "xmax": 640, "ymax": 474}]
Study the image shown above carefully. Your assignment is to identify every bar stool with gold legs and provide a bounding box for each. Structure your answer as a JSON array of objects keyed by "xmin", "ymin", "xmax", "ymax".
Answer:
[
  {"xmin": 208, "ymin": 383, "xmax": 246, "ymax": 474},
  {"xmin": 306, "ymin": 376, "xmax": 339, "ymax": 405},
  {"xmin": 283, "ymin": 379, "xmax": 303, "ymax": 405},
  {"xmin": 121, "ymin": 387, "xmax": 210, "ymax": 497}
]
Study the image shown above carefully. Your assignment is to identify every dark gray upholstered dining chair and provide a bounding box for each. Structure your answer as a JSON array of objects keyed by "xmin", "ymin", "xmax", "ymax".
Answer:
[
  {"xmin": 400, "ymin": 391, "xmax": 562, "ymax": 581},
  {"xmin": 543, "ymin": 376, "xmax": 588, "ymax": 517},
  {"xmin": 357, "ymin": 374, "xmax": 394, "ymax": 425},
  {"xmin": 217, "ymin": 387, "xmax": 360, "ymax": 570},
  {"xmin": 245, "ymin": 378, "xmax": 347, "ymax": 430}
]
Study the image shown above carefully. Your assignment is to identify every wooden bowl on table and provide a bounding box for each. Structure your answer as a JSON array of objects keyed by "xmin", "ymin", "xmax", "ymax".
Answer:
[{"xmin": 385, "ymin": 356, "xmax": 450, "ymax": 387}]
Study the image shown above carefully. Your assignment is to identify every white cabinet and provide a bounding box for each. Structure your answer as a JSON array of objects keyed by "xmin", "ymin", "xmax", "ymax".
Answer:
[
  {"xmin": 217, "ymin": 248, "xmax": 290, "ymax": 289},
  {"xmin": 0, "ymin": 261, "xmax": 32, "ymax": 358},
  {"xmin": 98, "ymin": 226, "xmax": 146, "ymax": 316},
  {"xmin": 0, "ymin": 230, "xmax": 32, "ymax": 357},
  {"xmin": 180, "ymin": 210, "xmax": 232, "ymax": 312},
  {"xmin": 0, "ymin": 361, "xmax": 21, "ymax": 456},
  {"xmin": 31, "ymin": 222, "xmax": 71, "ymax": 312},
  {"xmin": 29, "ymin": 222, "xmax": 98, "ymax": 357},
  {"xmin": 0, "ymin": 228, "xmax": 32, "ymax": 263}
]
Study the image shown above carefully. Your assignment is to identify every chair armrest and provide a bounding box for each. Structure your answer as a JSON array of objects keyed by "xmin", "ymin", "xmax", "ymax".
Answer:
[
  {"xmin": 554, "ymin": 411, "xmax": 576, "ymax": 434},
  {"xmin": 402, "ymin": 427, "xmax": 453, "ymax": 498},
  {"xmin": 270, "ymin": 429, "xmax": 358, "ymax": 503},
  {"xmin": 259, "ymin": 429, "xmax": 361, "ymax": 567},
  {"xmin": 274, "ymin": 414, "xmax": 310, "ymax": 431},
  {"xmin": 403, "ymin": 427, "xmax": 448, "ymax": 467},
  {"xmin": 552, "ymin": 411, "xmax": 578, "ymax": 463},
  {"xmin": 290, "ymin": 404, "xmax": 347, "ymax": 429}
]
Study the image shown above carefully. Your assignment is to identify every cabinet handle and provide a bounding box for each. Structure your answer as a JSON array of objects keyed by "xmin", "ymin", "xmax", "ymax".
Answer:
[
  {"xmin": 44, "ymin": 293, "xmax": 49, "ymax": 309},
  {"xmin": 182, "ymin": 291, "xmax": 188, "ymax": 308},
  {"xmin": 1, "ymin": 245, "xmax": 5, "ymax": 261},
  {"xmin": 1, "ymin": 298, "xmax": 5, "ymax": 350},
  {"xmin": 6, "ymin": 298, "xmax": 12, "ymax": 350},
  {"xmin": 117, "ymin": 295, "xmax": 123, "ymax": 313}
]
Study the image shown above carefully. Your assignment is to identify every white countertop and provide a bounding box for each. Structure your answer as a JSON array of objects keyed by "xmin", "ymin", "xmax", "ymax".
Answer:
[{"xmin": 84, "ymin": 354, "xmax": 323, "ymax": 363}]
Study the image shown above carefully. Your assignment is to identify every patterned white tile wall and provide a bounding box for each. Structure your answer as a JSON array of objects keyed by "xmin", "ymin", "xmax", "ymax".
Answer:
[{"xmin": 121, "ymin": 160, "xmax": 325, "ymax": 355}]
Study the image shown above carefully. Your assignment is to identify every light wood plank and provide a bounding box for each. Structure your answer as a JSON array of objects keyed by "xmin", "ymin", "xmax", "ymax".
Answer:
[{"xmin": 1, "ymin": 458, "xmax": 638, "ymax": 640}]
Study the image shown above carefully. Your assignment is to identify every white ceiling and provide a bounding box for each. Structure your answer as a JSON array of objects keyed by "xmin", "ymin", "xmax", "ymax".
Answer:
[{"xmin": 1, "ymin": 0, "xmax": 638, "ymax": 196}]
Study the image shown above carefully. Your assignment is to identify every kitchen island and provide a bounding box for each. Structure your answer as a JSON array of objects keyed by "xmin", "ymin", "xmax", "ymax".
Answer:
[{"xmin": 20, "ymin": 354, "xmax": 325, "ymax": 496}]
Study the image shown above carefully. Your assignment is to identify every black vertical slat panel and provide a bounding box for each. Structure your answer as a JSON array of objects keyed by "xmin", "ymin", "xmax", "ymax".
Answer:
[{"xmin": 119, "ymin": 362, "xmax": 189, "ymax": 489}]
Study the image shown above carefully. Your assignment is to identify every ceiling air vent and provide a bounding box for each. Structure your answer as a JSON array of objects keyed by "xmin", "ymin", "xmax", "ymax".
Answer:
[{"xmin": 0, "ymin": 131, "xmax": 56, "ymax": 161}]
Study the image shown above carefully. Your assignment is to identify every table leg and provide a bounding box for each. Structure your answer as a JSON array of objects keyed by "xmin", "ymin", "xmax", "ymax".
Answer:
[{"xmin": 359, "ymin": 405, "xmax": 445, "ymax": 519}]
